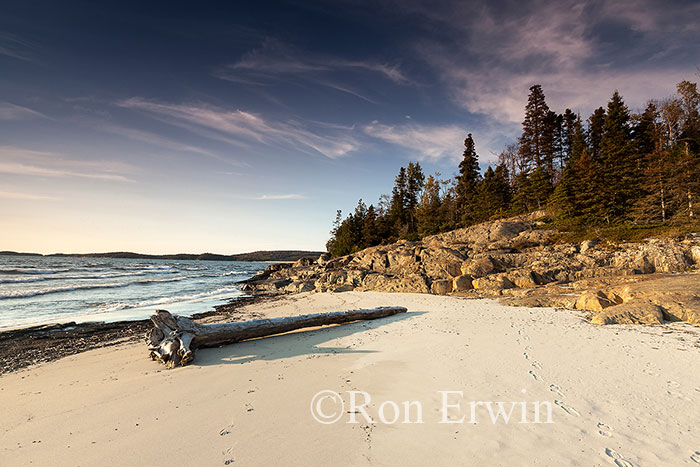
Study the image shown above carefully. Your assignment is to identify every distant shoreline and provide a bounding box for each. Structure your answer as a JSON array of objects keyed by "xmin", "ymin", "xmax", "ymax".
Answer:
[{"xmin": 0, "ymin": 250, "xmax": 324, "ymax": 263}]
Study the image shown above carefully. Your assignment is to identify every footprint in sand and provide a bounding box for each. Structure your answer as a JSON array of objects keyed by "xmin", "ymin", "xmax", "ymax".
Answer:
[
  {"xmin": 554, "ymin": 400, "xmax": 580, "ymax": 417},
  {"xmin": 531, "ymin": 361, "xmax": 542, "ymax": 370},
  {"xmin": 597, "ymin": 422, "xmax": 613, "ymax": 437},
  {"xmin": 528, "ymin": 370, "xmax": 538, "ymax": 381},
  {"xmin": 223, "ymin": 447, "xmax": 235, "ymax": 465},
  {"xmin": 549, "ymin": 384, "xmax": 564, "ymax": 398},
  {"xmin": 604, "ymin": 447, "xmax": 637, "ymax": 467}
]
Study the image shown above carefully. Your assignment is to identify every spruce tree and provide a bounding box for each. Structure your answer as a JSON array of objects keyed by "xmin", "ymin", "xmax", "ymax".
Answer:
[
  {"xmin": 405, "ymin": 162, "xmax": 425, "ymax": 234},
  {"xmin": 519, "ymin": 85, "xmax": 555, "ymax": 172},
  {"xmin": 455, "ymin": 133, "xmax": 481, "ymax": 225},
  {"xmin": 390, "ymin": 167, "xmax": 408, "ymax": 234},
  {"xmin": 598, "ymin": 91, "xmax": 634, "ymax": 223},
  {"xmin": 416, "ymin": 174, "xmax": 443, "ymax": 236},
  {"xmin": 477, "ymin": 164, "xmax": 511, "ymax": 219},
  {"xmin": 587, "ymin": 107, "xmax": 606, "ymax": 160}
]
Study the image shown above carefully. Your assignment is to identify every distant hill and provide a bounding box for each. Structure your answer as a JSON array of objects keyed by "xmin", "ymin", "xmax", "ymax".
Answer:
[
  {"xmin": 0, "ymin": 251, "xmax": 42, "ymax": 257},
  {"xmin": 1, "ymin": 250, "xmax": 324, "ymax": 262}
]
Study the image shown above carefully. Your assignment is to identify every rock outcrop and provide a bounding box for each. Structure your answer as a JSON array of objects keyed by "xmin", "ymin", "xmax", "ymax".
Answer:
[{"xmin": 244, "ymin": 212, "xmax": 700, "ymax": 326}]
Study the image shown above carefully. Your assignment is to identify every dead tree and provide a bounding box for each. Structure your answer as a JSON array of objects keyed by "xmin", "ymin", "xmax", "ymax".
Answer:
[{"xmin": 145, "ymin": 307, "xmax": 407, "ymax": 367}]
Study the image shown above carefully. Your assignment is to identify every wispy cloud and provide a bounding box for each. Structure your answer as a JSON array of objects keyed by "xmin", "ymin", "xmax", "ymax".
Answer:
[
  {"xmin": 0, "ymin": 147, "xmax": 135, "ymax": 182},
  {"xmin": 0, "ymin": 32, "xmax": 38, "ymax": 62},
  {"xmin": 90, "ymin": 121, "xmax": 248, "ymax": 166},
  {"xmin": 220, "ymin": 39, "xmax": 410, "ymax": 85},
  {"xmin": 117, "ymin": 98, "xmax": 360, "ymax": 159},
  {"xmin": 0, "ymin": 190, "xmax": 59, "ymax": 201},
  {"xmin": 364, "ymin": 121, "xmax": 467, "ymax": 163},
  {"xmin": 0, "ymin": 103, "xmax": 45, "ymax": 120}
]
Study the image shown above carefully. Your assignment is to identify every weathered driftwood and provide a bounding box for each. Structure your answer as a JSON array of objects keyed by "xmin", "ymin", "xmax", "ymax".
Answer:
[{"xmin": 145, "ymin": 306, "xmax": 407, "ymax": 367}]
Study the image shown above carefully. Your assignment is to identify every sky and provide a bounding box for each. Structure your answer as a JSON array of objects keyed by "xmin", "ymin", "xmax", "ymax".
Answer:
[{"xmin": 1, "ymin": 0, "xmax": 699, "ymax": 254}]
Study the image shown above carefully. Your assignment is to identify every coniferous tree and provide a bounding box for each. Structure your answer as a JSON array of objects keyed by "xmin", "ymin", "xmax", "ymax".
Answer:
[
  {"xmin": 675, "ymin": 80, "xmax": 700, "ymax": 219},
  {"xmin": 405, "ymin": 162, "xmax": 425, "ymax": 234},
  {"xmin": 598, "ymin": 91, "xmax": 634, "ymax": 223},
  {"xmin": 416, "ymin": 174, "xmax": 443, "ymax": 236},
  {"xmin": 390, "ymin": 167, "xmax": 408, "ymax": 234},
  {"xmin": 519, "ymin": 85, "xmax": 554, "ymax": 171},
  {"xmin": 631, "ymin": 102, "xmax": 669, "ymax": 222},
  {"xmin": 588, "ymin": 106, "xmax": 606, "ymax": 160},
  {"xmin": 477, "ymin": 164, "xmax": 511, "ymax": 219},
  {"xmin": 455, "ymin": 133, "xmax": 481, "ymax": 225}
]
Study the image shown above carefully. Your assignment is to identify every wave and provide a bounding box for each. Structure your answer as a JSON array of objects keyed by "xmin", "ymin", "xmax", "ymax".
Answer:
[
  {"xmin": 0, "ymin": 267, "xmax": 73, "ymax": 275},
  {"xmin": 89, "ymin": 285, "xmax": 243, "ymax": 313},
  {"xmin": 0, "ymin": 282, "xmax": 132, "ymax": 299},
  {"xmin": 0, "ymin": 274, "xmax": 210, "ymax": 300}
]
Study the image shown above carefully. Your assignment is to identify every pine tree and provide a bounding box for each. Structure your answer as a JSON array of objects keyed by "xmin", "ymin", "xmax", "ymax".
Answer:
[{"xmin": 455, "ymin": 133, "xmax": 481, "ymax": 225}]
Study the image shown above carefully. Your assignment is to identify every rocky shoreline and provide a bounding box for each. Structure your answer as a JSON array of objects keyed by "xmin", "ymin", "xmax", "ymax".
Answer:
[
  {"xmin": 244, "ymin": 212, "xmax": 700, "ymax": 326},
  {"xmin": 4, "ymin": 213, "xmax": 699, "ymax": 374},
  {"xmin": 0, "ymin": 295, "xmax": 273, "ymax": 375}
]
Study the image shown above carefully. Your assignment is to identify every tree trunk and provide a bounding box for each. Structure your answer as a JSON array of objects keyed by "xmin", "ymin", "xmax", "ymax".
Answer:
[{"xmin": 145, "ymin": 306, "xmax": 407, "ymax": 367}]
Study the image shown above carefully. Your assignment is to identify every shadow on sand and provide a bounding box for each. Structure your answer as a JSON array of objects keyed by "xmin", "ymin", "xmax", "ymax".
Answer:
[{"xmin": 193, "ymin": 311, "xmax": 425, "ymax": 367}]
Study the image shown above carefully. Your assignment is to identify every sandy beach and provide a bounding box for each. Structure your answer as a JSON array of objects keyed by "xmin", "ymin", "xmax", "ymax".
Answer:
[{"xmin": 2, "ymin": 291, "xmax": 700, "ymax": 466}]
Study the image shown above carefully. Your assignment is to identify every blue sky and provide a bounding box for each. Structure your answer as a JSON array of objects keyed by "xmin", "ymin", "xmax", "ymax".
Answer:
[{"xmin": 1, "ymin": 0, "xmax": 699, "ymax": 254}]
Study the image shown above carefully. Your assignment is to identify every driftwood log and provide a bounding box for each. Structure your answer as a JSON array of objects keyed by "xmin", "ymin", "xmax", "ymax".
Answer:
[{"xmin": 145, "ymin": 306, "xmax": 407, "ymax": 367}]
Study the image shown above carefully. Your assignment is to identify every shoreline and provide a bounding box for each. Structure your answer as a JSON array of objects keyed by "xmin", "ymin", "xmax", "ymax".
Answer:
[{"xmin": 0, "ymin": 293, "xmax": 277, "ymax": 375}]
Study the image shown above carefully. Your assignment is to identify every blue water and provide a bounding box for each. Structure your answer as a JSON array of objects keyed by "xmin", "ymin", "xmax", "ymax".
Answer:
[{"xmin": 0, "ymin": 255, "xmax": 270, "ymax": 329}]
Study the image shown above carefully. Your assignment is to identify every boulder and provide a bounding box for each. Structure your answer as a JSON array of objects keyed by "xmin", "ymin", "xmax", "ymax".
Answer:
[
  {"xmin": 508, "ymin": 269, "xmax": 539, "ymax": 288},
  {"xmin": 431, "ymin": 279, "xmax": 452, "ymax": 295},
  {"xmin": 452, "ymin": 274, "xmax": 474, "ymax": 292},
  {"xmin": 293, "ymin": 257, "xmax": 316, "ymax": 268},
  {"xmin": 590, "ymin": 300, "xmax": 664, "ymax": 325},
  {"xmin": 359, "ymin": 273, "xmax": 430, "ymax": 294},
  {"xmin": 316, "ymin": 253, "xmax": 331, "ymax": 266},
  {"xmin": 472, "ymin": 273, "xmax": 515, "ymax": 291},
  {"xmin": 461, "ymin": 257, "xmax": 496, "ymax": 277},
  {"xmin": 575, "ymin": 290, "xmax": 618, "ymax": 312}
]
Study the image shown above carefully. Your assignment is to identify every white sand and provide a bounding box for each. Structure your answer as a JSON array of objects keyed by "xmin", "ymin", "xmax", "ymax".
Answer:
[{"xmin": 2, "ymin": 292, "xmax": 700, "ymax": 466}]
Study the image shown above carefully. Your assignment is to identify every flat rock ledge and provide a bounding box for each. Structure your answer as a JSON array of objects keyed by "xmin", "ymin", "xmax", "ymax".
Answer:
[{"xmin": 244, "ymin": 212, "xmax": 700, "ymax": 326}]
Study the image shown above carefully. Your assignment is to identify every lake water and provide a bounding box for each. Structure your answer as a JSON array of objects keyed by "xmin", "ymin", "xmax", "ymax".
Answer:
[{"xmin": 0, "ymin": 255, "xmax": 270, "ymax": 329}]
